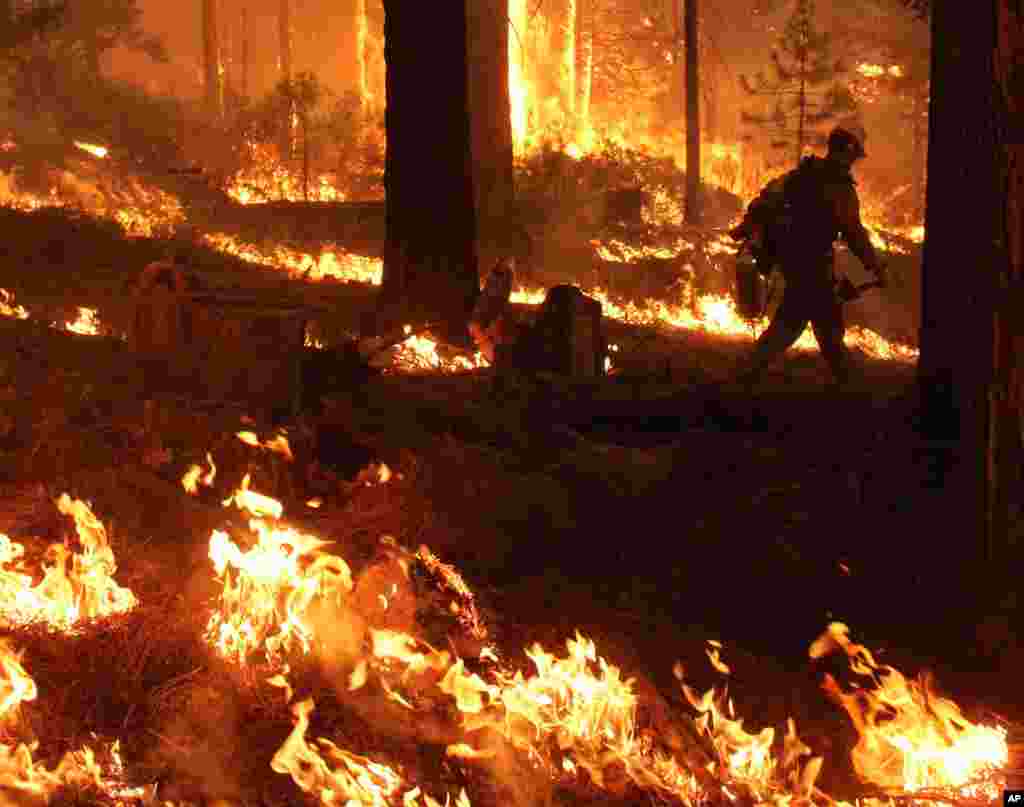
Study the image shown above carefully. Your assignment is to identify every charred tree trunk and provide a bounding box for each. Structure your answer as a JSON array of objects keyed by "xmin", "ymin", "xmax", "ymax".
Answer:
[
  {"xmin": 202, "ymin": 0, "xmax": 221, "ymax": 120},
  {"xmin": 917, "ymin": 0, "xmax": 1024, "ymax": 578},
  {"xmin": 467, "ymin": 0, "xmax": 514, "ymax": 270},
  {"xmin": 374, "ymin": 0, "xmax": 479, "ymax": 343},
  {"xmin": 684, "ymin": 0, "xmax": 701, "ymax": 224}
]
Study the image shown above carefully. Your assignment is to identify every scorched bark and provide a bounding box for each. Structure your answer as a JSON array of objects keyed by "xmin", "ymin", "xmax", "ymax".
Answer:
[{"xmin": 377, "ymin": 0, "xmax": 479, "ymax": 340}]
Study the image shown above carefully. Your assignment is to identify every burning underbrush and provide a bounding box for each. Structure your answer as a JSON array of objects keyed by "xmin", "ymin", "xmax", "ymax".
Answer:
[
  {"xmin": 0, "ymin": 402, "xmax": 1012, "ymax": 807},
  {"xmin": 0, "ymin": 149, "xmax": 184, "ymax": 238}
]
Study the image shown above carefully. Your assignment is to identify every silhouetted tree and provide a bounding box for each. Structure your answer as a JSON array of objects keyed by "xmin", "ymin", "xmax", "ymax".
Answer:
[
  {"xmin": 372, "ymin": 0, "xmax": 478, "ymax": 342},
  {"xmin": 916, "ymin": 0, "xmax": 1023, "ymax": 580},
  {"xmin": 741, "ymin": 0, "xmax": 857, "ymax": 167}
]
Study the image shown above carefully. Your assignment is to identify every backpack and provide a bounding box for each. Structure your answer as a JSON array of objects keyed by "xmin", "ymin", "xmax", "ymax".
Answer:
[{"xmin": 750, "ymin": 156, "xmax": 848, "ymax": 271}]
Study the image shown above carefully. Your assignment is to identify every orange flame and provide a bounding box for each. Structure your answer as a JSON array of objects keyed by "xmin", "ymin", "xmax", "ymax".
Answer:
[
  {"xmin": 0, "ymin": 495, "xmax": 137, "ymax": 631},
  {"xmin": 206, "ymin": 476, "xmax": 354, "ymax": 664},
  {"xmin": 63, "ymin": 306, "xmax": 100, "ymax": 336},
  {"xmin": 812, "ymin": 623, "xmax": 1008, "ymax": 798},
  {"xmin": 0, "ymin": 288, "xmax": 28, "ymax": 320}
]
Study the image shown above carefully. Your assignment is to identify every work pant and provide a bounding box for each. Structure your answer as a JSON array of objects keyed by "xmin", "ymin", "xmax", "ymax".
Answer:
[{"xmin": 741, "ymin": 267, "xmax": 849, "ymax": 384}]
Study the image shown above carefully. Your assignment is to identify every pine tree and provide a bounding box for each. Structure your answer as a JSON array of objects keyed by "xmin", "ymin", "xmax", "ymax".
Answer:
[{"xmin": 740, "ymin": 0, "xmax": 857, "ymax": 168}]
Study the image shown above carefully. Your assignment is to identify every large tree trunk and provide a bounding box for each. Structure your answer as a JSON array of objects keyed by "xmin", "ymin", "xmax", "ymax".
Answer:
[
  {"xmin": 987, "ymin": 0, "xmax": 1024, "ymax": 570},
  {"xmin": 917, "ymin": 0, "xmax": 1024, "ymax": 579},
  {"xmin": 202, "ymin": 0, "xmax": 221, "ymax": 120},
  {"xmin": 684, "ymin": 0, "xmax": 701, "ymax": 224},
  {"xmin": 374, "ymin": 0, "xmax": 479, "ymax": 342},
  {"xmin": 466, "ymin": 0, "xmax": 514, "ymax": 271}
]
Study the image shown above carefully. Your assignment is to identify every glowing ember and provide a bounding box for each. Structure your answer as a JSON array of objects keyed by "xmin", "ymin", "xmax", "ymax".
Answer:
[
  {"xmin": 391, "ymin": 326, "xmax": 487, "ymax": 374},
  {"xmin": 0, "ymin": 495, "xmax": 137, "ymax": 631},
  {"xmin": 206, "ymin": 476, "xmax": 354, "ymax": 664},
  {"xmin": 73, "ymin": 141, "xmax": 108, "ymax": 159},
  {"xmin": 812, "ymin": 623, "xmax": 1008, "ymax": 798},
  {"xmin": 0, "ymin": 288, "xmax": 28, "ymax": 320}
]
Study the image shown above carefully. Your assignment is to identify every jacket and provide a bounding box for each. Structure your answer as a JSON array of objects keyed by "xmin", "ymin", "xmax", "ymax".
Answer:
[{"xmin": 740, "ymin": 156, "xmax": 883, "ymax": 275}]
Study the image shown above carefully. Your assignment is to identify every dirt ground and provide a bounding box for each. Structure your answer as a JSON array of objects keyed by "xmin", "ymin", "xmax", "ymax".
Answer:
[{"xmin": 0, "ymin": 206, "xmax": 1018, "ymax": 806}]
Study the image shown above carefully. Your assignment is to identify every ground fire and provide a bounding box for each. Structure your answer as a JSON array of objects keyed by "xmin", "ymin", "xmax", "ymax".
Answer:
[{"xmin": 0, "ymin": 0, "xmax": 1018, "ymax": 804}]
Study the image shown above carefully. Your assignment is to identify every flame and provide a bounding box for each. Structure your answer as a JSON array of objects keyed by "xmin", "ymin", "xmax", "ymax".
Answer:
[
  {"xmin": 0, "ymin": 288, "xmax": 28, "ymax": 320},
  {"xmin": 206, "ymin": 476, "xmax": 354, "ymax": 664},
  {"xmin": 226, "ymin": 141, "xmax": 347, "ymax": 204},
  {"xmin": 391, "ymin": 327, "xmax": 487, "ymax": 374},
  {"xmin": 812, "ymin": 623, "xmax": 1008, "ymax": 798},
  {"xmin": 182, "ymin": 452, "xmax": 217, "ymax": 494},
  {"xmin": 0, "ymin": 639, "xmax": 37, "ymax": 721},
  {"xmin": 203, "ymin": 232, "xmax": 383, "ymax": 284},
  {"xmin": 73, "ymin": 141, "xmax": 108, "ymax": 159},
  {"xmin": 0, "ymin": 641, "xmax": 150, "ymax": 800},
  {"xmin": 63, "ymin": 306, "xmax": 100, "ymax": 335},
  {"xmin": 0, "ymin": 495, "xmax": 136, "ymax": 631},
  {"xmin": 206, "ymin": 226, "xmax": 917, "ymax": 365},
  {"xmin": 236, "ymin": 430, "xmax": 294, "ymax": 461},
  {"xmin": 0, "ymin": 167, "xmax": 184, "ymax": 237},
  {"xmin": 272, "ymin": 698, "xmax": 472, "ymax": 806}
]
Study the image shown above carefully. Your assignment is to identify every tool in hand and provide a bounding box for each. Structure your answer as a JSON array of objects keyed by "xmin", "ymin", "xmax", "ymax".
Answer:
[{"xmin": 835, "ymin": 275, "xmax": 885, "ymax": 303}]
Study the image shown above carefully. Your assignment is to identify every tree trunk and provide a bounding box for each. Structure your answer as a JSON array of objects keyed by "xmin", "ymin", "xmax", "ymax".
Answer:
[
  {"xmin": 684, "ymin": 0, "xmax": 701, "ymax": 224},
  {"xmin": 917, "ymin": 0, "xmax": 1024, "ymax": 580},
  {"xmin": 279, "ymin": 0, "xmax": 292, "ymax": 81},
  {"xmin": 466, "ymin": 0, "xmax": 514, "ymax": 271},
  {"xmin": 986, "ymin": 0, "xmax": 1024, "ymax": 571},
  {"xmin": 241, "ymin": 4, "xmax": 249, "ymax": 102},
  {"xmin": 202, "ymin": 0, "xmax": 221, "ymax": 120},
  {"xmin": 374, "ymin": 0, "xmax": 479, "ymax": 342}
]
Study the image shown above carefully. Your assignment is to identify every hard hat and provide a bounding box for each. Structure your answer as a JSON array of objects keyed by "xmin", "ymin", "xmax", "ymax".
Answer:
[{"xmin": 828, "ymin": 124, "xmax": 867, "ymax": 158}]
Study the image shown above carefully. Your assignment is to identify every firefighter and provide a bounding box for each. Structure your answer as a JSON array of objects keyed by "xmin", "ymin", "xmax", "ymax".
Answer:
[{"xmin": 728, "ymin": 124, "xmax": 887, "ymax": 387}]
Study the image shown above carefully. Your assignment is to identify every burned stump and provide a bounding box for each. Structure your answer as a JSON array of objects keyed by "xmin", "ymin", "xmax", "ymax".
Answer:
[{"xmin": 128, "ymin": 271, "xmax": 308, "ymax": 416}]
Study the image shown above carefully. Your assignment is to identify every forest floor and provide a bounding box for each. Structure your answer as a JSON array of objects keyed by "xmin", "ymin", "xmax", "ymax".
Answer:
[{"xmin": 0, "ymin": 201, "xmax": 1019, "ymax": 806}]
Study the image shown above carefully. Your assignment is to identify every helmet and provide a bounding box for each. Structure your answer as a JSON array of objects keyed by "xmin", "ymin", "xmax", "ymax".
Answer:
[{"xmin": 828, "ymin": 124, "xmax": 867, "ymax": 159}]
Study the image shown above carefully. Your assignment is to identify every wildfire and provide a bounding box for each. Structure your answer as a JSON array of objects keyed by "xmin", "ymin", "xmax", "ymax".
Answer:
[
  {"xmin": 856, "ymin": 62, "xmax": 904, "ymax": 79},
  {"xmin": 203, "ymin": 232, "xmax": 383, "ymax": 284},
  {"xmin": 62, "ymin": 306, "xmax": 100, "ymax": 336},
  {"xmin": 73, "ymin": 141, "xmax": 108, "ymax": 159},
  {"xmin": 227, "ymin": 141, "xmax": 347, "ymax": 204},
  {"xmin": 0, "ymin": 495, "xmax": 137, "ymax": 632},
  {"xmin": 812, "ymin": 623, "xmax": 1008, "ymax": 799},
  {"xmin": 391, "ymin": 326, "xmax": 487, "ymax": 374},
  {"xmin": 0, "ymin": 288, "xmax": 28, "ymax": 320},
  {"xmin": 273, "ymin": 698, "xmax": 472, "ymax": 807},
  {"xmin": 0, "ymin": 166, "xmax": 183, "ymax": 237},
  {"xmin": 0, "ymin": 641, "xmax": 151, "ymax": 800},
  {"xmin": 205, "ymin": 474, "xmax": 354, "ymax": 664},
  {"xmin": 236, "ymin": 429, "xmax": 294, "ymax": 460}
]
